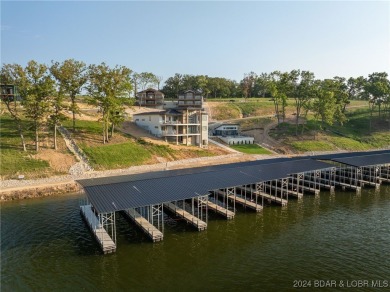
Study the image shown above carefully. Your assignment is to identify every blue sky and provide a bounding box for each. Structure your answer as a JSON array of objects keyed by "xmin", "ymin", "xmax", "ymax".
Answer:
[{"xmin": 1, "ymin": 1, "xmax": 389, "ymax": 82}]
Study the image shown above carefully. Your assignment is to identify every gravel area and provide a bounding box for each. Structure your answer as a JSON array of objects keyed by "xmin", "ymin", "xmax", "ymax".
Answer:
[{"xmin": 58, "ymin": 126, "xmax": 93, "ymax": 174}]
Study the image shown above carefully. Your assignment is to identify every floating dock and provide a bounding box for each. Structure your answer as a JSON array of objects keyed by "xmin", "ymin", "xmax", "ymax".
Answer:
[
  {"xmin": 163, "ymin": 202, "xmax": 207, "ymax": 231},
  {"xmin": 267, "ymin": 184, "xmax": 303, "ymax": 199},
  {"xmin": 77, "ymin": 151, "xmax": 390, "ymax": 254},
  {"xmin": 216, "ymin": 189, "xmax": 263, "ymax": 211},
  {"xmin": 236, "ymin": 187, "xmax": 287, "ymax": 206},
  {"xmin": 80, "ymin": 205, "xmax": 116, "ymax": 254},
  {"xmin": 123, "ymin": 208, "xmax": 163, "ymax": 242},
  {"xmin": 207, "ymin": 200, "xmax": 235, "ymax": 219}
]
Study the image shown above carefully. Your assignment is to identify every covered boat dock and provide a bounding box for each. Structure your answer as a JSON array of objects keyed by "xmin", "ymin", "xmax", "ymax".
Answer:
[{"xmin": 77, "ymin": 150, "xmax": 390, "ymax": 254}]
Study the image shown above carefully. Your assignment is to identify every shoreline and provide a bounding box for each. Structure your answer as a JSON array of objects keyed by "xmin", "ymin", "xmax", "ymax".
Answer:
[
  {"xmin": 0, "ymin": 153, "xmax": 262, "ymax": 201},
  {"xmin": 2, "ymin": 148, "xmax": 387, "ymax": 202}
]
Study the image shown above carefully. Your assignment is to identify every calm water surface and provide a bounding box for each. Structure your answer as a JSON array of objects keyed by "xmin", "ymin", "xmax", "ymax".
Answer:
[{"xmin": 2, "ymin": 186, "xmax": 390, "ymax": 291}]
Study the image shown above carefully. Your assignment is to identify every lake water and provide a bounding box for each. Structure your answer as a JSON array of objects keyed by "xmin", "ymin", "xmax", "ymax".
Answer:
[{"xmin": 2, "ymin": 186, "xmax": 390, "ymax": 291}]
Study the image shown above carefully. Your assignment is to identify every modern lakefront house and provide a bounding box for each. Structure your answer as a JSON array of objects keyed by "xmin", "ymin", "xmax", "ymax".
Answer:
[{"xmin": 133, "ymin": 90, "xmax": 208, "ymax": 148}]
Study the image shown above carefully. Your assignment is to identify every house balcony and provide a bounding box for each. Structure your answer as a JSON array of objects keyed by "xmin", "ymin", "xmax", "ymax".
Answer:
[
  {"xmin": 162, "ymin": 131, "xmax": 201, "ymax": 137},
  {"xmin": 162, "ymin": 121, "xmax": 200, "ymax": 126}
]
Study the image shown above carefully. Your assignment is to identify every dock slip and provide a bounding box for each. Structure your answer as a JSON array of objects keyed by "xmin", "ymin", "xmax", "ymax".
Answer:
[
  {"xmin": 80, "ymin": 205, "xmax": 116, "ymax": 254},
  {"xmin": 216, "ymin": 190, "xmax": 263, "ymax": 212},
  {"xmin": 123, "ymin": 209, "xmax": 163, "ymax": 242},
  {"xmin": 207, "ymin": 201, "xmax": 235, "ymax": 219},
  {"xmin": 163, "ymin": 202, "xmax": 207, "ymax": 231},
  {"xmin": 236, "ymin": 187, "xmax": 287, "ymax": 206},
  {"xmin": 268, "ymin": 185, "xmax": 303, "ymax": 198}
]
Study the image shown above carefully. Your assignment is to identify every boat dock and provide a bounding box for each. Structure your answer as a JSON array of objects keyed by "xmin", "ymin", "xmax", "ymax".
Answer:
[
  {"xmin": 216, "ymin": 189, "xmax": 263, "ymax": 212},
  {"xmin": 123, "ymin": 208, "xmax": 163, "ymax": 242},
  {"xmin": 267, "ymin": 184, "xmax": 303, "ymax": 199},
  {"xmin": 207, "ymin": 200, "xmax": 235, "ymax": 219},
  {"xmin": 80, "ymin": 205, "xmax": 116, "ymax": 254},
  {"xmin": 236, "ymin": 186, "xmax": 287, "ymax": 206},
  {"xmin": 76, "ymin": 151, "xmax": 390, "ymax": 254},
  {"xmin": 163, "ymin": 202, "xmax": 207, "ymax": 231}
]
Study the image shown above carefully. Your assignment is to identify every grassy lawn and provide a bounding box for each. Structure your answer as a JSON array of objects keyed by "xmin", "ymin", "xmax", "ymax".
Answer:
[
  {"xmin": 65, "ymin": 120, "xmax": 220, "ymax": 170},
  {"xmin": 237, "ymin": 117, "xmax": 274, "ymax": 131},
  {"xmin": 210, "ymin": 103, "xmax": 241, "ymax": 120},
  {"xmin": 81, "ymin": 142, "xmax": 153, "ymax": 169},
  {"xmin": 271, "ymin": 107, "xmax": 389, "ymax": 152},
  {"xmin": 289, "ymin": 141, "xmax": 336, "ymax": 152},
  {"xmin": 1, "ymin": 149, "xmax": 51, "ymax": 178},
  {"xmin": 230, "ymin": 144, "xmax": 272, "ymax": 154},
  {"xmin": 0, "ymin": 114, "xmax": 55, "ymax": 179}
]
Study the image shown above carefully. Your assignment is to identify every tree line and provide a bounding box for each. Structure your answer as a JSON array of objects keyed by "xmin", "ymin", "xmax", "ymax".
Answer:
[
  {"xmin": 1, "ymin": 60, "xmax": 136, "ymax": 152},
  {"xmin": 162, "ymin": 70, "xmax": 390, "ymax": 134},
  {"xmin": 1, "ymin": 59, "xmax": 389, "ymax": 152}
]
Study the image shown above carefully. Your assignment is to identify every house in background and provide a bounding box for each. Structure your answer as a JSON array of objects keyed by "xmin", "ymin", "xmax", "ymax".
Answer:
[
  {"xmin": 212, "ymin": 123, "xmax": 254, "ymax": 145},
  {"xmin": 177, "ymin": 90, "xmax": 203, "ymax": 108},
  {"xmin": 133, "ymin": 89, "xmax": 208, "ymax": 148},
  {"xmin": 1, "ymin": 84, "xmax": 18, "ymax": 102},
  {"xmin": 136, "ymin": 88, "xmax": 164, "ymax": 108}
]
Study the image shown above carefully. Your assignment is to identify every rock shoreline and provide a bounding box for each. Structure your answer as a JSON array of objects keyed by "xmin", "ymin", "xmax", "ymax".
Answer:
[
  {"xmin": 1, "ymin": 153, "xmax": 258, "ymax": 202},
  {"xmin": 1, "ymin": 181, "xmax": 82, "ymax": 201}
]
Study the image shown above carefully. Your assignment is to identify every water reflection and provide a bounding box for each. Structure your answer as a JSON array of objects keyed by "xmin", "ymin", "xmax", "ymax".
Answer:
[{"xmin": 1, "ymin": 186, "xmax": 390, "ymax": 290}]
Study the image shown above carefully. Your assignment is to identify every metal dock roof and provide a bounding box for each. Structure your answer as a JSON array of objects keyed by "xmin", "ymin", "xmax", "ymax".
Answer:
[
  {"xmin": 78, "ymin": 159, "xmax": 332, "ymax": 214},
  {"xmin": 330, "ymin": 153, "xmax": 390, "ymax": 167}
]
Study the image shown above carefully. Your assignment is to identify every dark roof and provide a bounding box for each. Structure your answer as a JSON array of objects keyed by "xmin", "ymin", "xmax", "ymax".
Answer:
[
  {"xmin": 133, "ymin": 111, "xmax": 166, "ymax": 116},
  {"xmin": 77, "ymin": 159, "xmax": 332, "ymax": 214},
  {"xmin": 330, "ymin": 153, "xmax": 390, "ymax": 167},
  {"xmin": 136, "ymin": 88, "xmax": 164, "ymax": 95},
  {"xmin": 178, "ymin": 90, "xmax": 202, "ymax": 95},
  {"xmin": 165, "ymin": 109, "xmax": 182, "ymax": 115}
]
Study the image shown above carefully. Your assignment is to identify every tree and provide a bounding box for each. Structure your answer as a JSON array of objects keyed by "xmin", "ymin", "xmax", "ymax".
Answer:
[
  {"xmin": 162, "ymin": 73, "xmax": 183, "ymax": 99},
  {"xmin": 255, "ymin": 73, "xmax": 270, "ymax": 98},
  {"xmin": 50, "ymin": 59, "xmax": 87, "ymax": 132},
  {"xmin": 0, "ymin": 64, "xmax": 27, "ymax": 151},
  {"xmin": 240, "ymin": 72, "xmax": 257, "ymax": 101},
  {"xmin": 87, "ymin": 63, "xmax": 132, "ymax": 143},
  {"xmin": 269, "ymin": 71, "xmax": 294, "ymax": 124},
  {"xmin": 312, "ymin": 82, "xmax": 336, "ymax": 135},
  {"xmin": 48, "ymin": 89, "xmax": 67, "ymax": 150},
  {"xmin": 156, "ymin": 76, "xmax": 163, "ymax": 90},
  {"xmin": 138, "ymin": 72, "xmax": 158, "ymax": 90},
  {"xmin": 23, "ymin": 60, "xmax": 56, "ymax": 151},
  {"xmin": 292, "ymin": 70, "xmax": 316, "ymax": 135},
  {"xmin": 321, "ymin": 78, "xmax": 347, "ymax": 125},
  {"xmin": 363, "ymin": 72, "xmax": 390, "ymax": 131}
]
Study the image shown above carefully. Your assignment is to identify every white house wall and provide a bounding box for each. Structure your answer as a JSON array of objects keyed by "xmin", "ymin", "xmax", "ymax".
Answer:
[{"xmin": 134, "ymin": 114, "xmax": 163, "ymax": 137}]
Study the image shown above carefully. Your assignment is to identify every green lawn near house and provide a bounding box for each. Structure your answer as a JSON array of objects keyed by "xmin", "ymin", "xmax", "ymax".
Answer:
[{"xmin": 230, "ymin": 144, "xmax": 272, "ymax": 154}]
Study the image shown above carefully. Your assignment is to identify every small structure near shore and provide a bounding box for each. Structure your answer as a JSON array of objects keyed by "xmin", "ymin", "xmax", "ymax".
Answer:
[{"xmin": 211, "ymin": 123, "xmax": 254, "ymax": 145}]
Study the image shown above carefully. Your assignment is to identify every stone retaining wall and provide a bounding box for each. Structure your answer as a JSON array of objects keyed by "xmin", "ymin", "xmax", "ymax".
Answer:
[{"xmin": 1, "ymin": 181, "xmax": 82, "ymax": 201}]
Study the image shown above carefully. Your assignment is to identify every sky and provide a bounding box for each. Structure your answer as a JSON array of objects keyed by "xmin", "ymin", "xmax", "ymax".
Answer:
[{"xmin": 1, "ymin": 1, "xmax": 389, "ymax": 83}]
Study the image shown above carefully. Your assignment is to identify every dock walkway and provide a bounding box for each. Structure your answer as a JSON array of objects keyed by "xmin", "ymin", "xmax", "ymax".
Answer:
[
  {"xmin": 207, "ymin": 201, "xmax": 235, "ymax": 219},
  {"xmin": 80, "ymin": 205, "xmax": 116, "ymax": 254},
  {"xmin": 217, "ymin": 189, "xmax": 263, "ymax": 211},
  {"xmin": 235, "ymin": 187, "xmax": 287, "ymax": 206},
  {"xmin": 123, "ymin": 209, "xmax": 163, "ymax": 242},
  {"xmin": 268, "ymin": 184, "xmax": 303, "ymax": 198},
  {"xmin": 163, "ymin": 202, "xmax": 207, "ymax": 231}
]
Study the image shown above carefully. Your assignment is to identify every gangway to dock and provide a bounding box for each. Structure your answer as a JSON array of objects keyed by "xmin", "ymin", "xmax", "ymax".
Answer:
[
  {"xmin": 163, "ymin": 202, "xmax": 207, "ymax": 231},
  {"xmin": 123, "ymin": 209, "xmax": 163, "ymax": 242},
  {"xmin": 207, "ymin": 200, "xmax": 235, "ymax": 219},
  {"xmin": 80, "ymin": 205, "xmax": 116, "ymax": 254}
]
